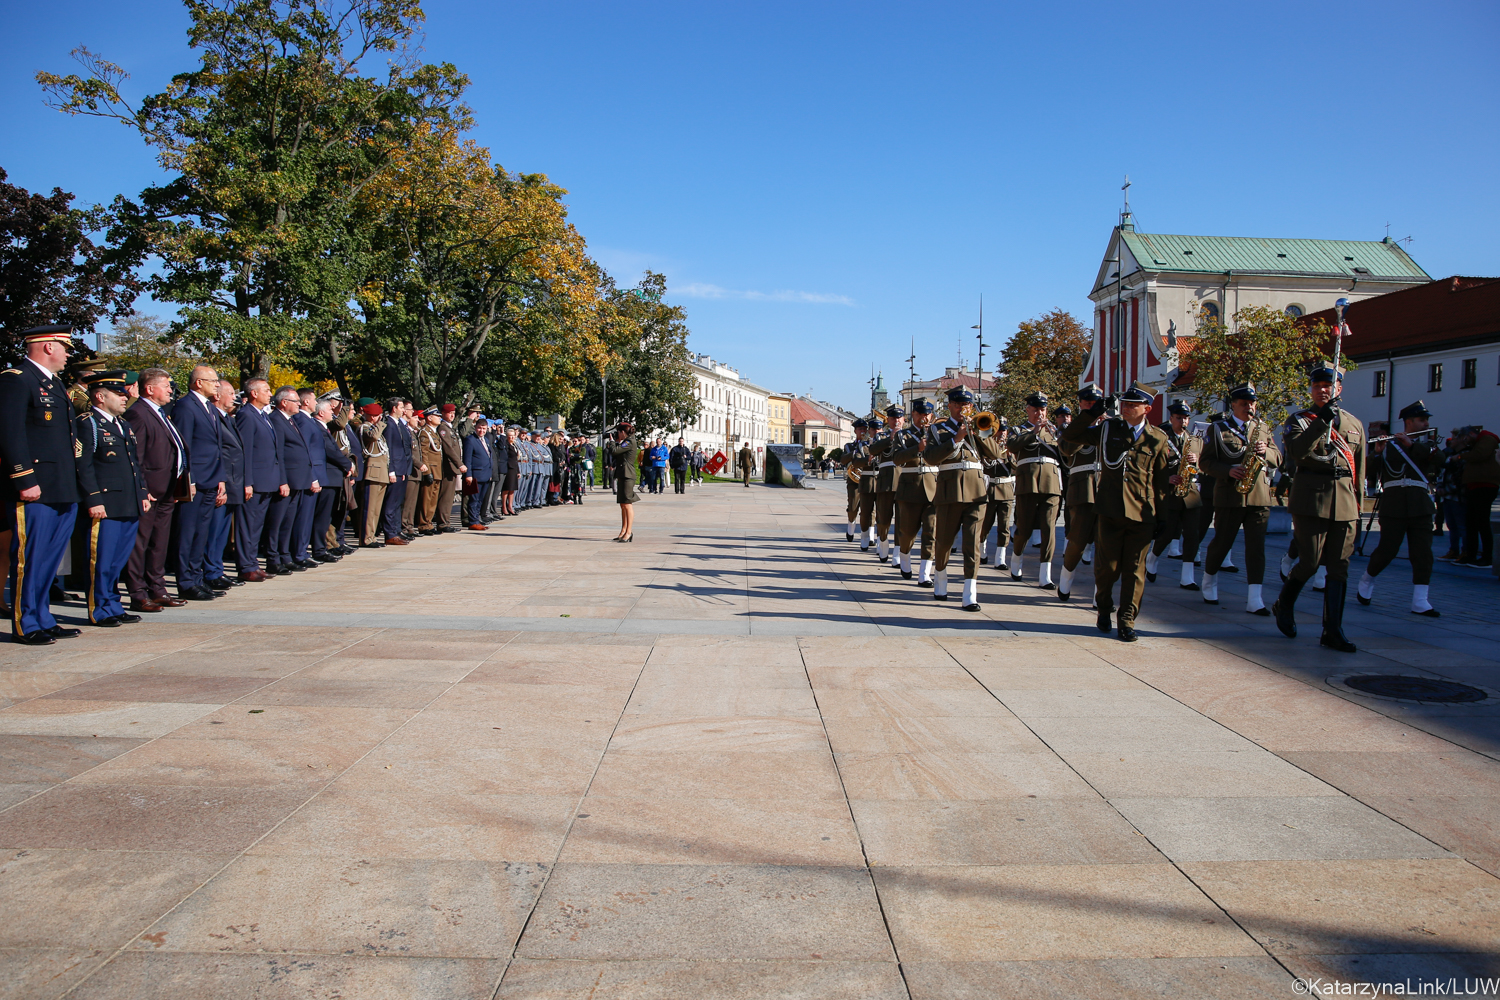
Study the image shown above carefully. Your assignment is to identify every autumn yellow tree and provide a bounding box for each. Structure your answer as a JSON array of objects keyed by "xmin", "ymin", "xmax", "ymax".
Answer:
[
  {"xmin": 989, "ymin": 309, "xmax": 1092, "ymax": 422},
  {"xmin": 1185, "ymin": 305, "xmax": 1348, "ymax": 426}
]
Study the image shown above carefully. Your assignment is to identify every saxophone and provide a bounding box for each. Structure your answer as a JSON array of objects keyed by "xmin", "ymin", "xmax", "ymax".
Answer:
[{"xmin": 1236, "ymin": 422, "xmax": 1262, "ymax": 495}]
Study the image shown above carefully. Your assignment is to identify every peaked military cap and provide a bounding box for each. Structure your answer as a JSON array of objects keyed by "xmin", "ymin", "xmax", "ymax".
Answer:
[
  {"xmin": 123, "ymin": 371, "xmax": 139, "ymax": 385},
  {"xmin": 945, "ymin": 385, "xmax": 975, "ymax": 404},
  {"xmin": 21, "ymin": 324, "xmax": 73, "ymax": 345},
  {"xmin": 1307, "ymin": 361, "xmax": 1341, "ymax": 383},
  {"xmin": 1167, "ymin": 400, "xmax": 1193, "ymax": 417},
  {"xmin": 868, "ymin": 416, "xmax": 885, "ymax": 429},
  {"xmin": 81, "ymin": 369, "xmax": 130, "ymax": 393},
  {"xmin": 1024, "ymin": 391, "xmax": 1048, "ymax": 408},
  {"xmin": 1228, "ymin": 383, "xmax": 1257, "ymax": 402},
  {"xmin": 1118, "ymin": 382, "xmax": 1156, "ymax": 404},
  {"xmin": 852, "ymin": 418, "xmax": 869, "ymax": 429},
  {"xmin": 910, "ymin": 397, "xmax": 935, "ymax": 414},
  {"xmin": 1076, "ymin": 383, "xmax": 1104, "ymax": 403},
  {"xmin": 1054, "ymin": 404, "xmax": 1073, "ymax": 416},
  {"xmin": 1399, "ymin": 400, "xmax": 1433, "ymax": 420},
  {"xmin": 884, "ymin": 403, "xmax": 905, "ymax": 418}
]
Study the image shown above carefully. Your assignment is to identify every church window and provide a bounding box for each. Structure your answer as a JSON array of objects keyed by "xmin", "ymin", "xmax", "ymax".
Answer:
[
  {"xmin": 1285, "ymin": 304, "xmax": 1304, "ymax": 318},
  {"xmin": 1199, "ymin": 302, "xmax": 1220, "ymax": 325}
]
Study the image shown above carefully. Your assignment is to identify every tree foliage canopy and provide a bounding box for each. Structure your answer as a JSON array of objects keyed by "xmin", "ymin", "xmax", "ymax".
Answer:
[
  {"xmin": 1185, "ymin": 305, "xmax": 1347, "ymax": 426},
  {"xmin": 988, "ymin": 308, "xmax": 1091, "ymax": 421}
]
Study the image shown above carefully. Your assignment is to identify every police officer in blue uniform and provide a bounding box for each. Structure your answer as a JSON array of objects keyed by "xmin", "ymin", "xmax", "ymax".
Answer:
[
  {"xmin": 0, "ymin": 326, "xmax": 84, "ymax": 644},
  {"xmin": 74, "ymin": 371, "xmax": 149, "ymax": 626}
]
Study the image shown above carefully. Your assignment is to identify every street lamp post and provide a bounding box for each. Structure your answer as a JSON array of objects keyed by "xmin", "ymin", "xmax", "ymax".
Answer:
[{"xmin": 970, "ymin": 295, "xmax": 988, "ymax": 405}]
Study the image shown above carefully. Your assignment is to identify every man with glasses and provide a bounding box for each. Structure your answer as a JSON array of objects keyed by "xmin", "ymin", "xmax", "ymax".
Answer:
[{"xmin": 171, "ymin": 366, "xmax": 228, "ymax": 601}]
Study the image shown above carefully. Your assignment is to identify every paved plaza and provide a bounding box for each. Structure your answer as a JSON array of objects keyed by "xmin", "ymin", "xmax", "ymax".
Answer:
[{"xmin": 1, "ymin": 480, "xmax": 1497, "ymax": 999}]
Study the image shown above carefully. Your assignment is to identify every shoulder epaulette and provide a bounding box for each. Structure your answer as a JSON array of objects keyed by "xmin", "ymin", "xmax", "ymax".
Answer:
[{"xmin": 1, "ymin": 368, "xmax": 20, "ymax": 376}]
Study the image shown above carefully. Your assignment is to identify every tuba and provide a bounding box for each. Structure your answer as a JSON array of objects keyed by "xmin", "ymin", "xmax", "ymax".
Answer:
[{"xmin": 973, "ymin": 411, "xmax": 998, "ymax": 439}]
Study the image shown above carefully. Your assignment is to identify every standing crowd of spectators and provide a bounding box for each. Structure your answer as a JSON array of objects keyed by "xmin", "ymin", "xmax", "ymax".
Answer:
[{"xmin": 1434, "ymin": 424, "xmax": 1500, "ymax": 568}]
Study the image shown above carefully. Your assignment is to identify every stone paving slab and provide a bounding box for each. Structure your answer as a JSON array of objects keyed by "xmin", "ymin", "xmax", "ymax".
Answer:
[{"xmin": 0, "ymin": 481, "xmax": 1495, "ymax": 998}]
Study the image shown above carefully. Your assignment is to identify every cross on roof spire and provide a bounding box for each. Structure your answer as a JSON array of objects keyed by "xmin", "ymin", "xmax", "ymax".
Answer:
[{"xmin": 1122, "ymin": 174, "xmax": 1131, "ymax": 213}]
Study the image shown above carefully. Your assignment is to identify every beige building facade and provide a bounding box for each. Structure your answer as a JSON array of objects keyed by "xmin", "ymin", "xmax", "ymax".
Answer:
[{"xmin": 767, "ymin": 392, "xmax": 793, "ymax": 445}]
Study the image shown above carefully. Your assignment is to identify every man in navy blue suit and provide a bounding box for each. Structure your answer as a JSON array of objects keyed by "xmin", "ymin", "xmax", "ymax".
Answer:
[
  {"xmin": 233, "ymin": 377, "xmax": 287, "ymax": 580},
  {"xmin": 291, "ymin": 388, "xmax": 327, "ymax": 567},
  {"xmin": 171, "ymin": 365, "xmax": 228, "ymax": 601},
  {"xmin": 310, "ymin": 399, "xmax": 351, "ymax": 561},
  {"xmin": 380, "ymin": 397, "xmax": 411, "ymax": 545},
  {"xmin": 203, "ymin": 380, "xmax": 246, "ymax": 591},
  {"xmin": 270, "ymin": 387, "xmax": 319, "ymax": 571}
]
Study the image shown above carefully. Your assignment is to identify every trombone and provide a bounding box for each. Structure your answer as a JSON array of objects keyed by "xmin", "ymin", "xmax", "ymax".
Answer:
[{"xmin": 973, "ymin": 411, "xmax": 1003, "ymax": 439}]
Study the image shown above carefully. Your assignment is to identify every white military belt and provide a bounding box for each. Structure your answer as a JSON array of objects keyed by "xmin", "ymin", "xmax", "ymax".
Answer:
[
  {"xmin": 860, "ymin": 470, "xmax": 878, "ymax": 476},
  {"xmin": 1382, "ymin": 478, "xmax": 1429, "ymax": 490},
  {"xmin": 1070, "ymin": 462, "xmax": 1099, "ymax": 473},
  {"xmin": 878, "ymin": 461, "xmax": 896, "ymax": 468},
  {"xmin": 938, "ymin": 461, "xmax": 983, "ymax": 472},
  {"xmin": 988, "ymin": 476, "xmax": 1015, "ymax": 486},
  {"xmin": 1016, "ymin": 456, "xmax": 1059, "ymax": 467},
  {"xmin": 916, "ymin": 465, "xmax": 940, "ymax": 474}
]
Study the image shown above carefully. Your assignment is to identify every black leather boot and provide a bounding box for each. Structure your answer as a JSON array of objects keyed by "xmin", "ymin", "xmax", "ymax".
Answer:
[
  {"xmin": 1272, "ymin": 575, "xmax": 1305, "ymax": 638},
  {"xmin": 1319, "ymin": 579, "xmax": 1357, "ymax": 653}
]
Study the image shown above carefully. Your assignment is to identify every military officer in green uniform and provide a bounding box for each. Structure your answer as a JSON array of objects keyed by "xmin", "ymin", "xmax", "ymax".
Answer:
[
  {"xmin": 891, "ymin": 398, "xmax": 938, "ymax": 583},
  {"xmin": 927, "ymin": 386, "xmax": 987, "ymax": 610},
  {"xmin": 1062, "ymin": 383, "xmax": 1173, "ymax": 642},
  {"xmin": 1198, "ymin": 383, "xmax": 1282, "ymax": 615},
  {"xmin": 1273, "ymin": 362, "xmax": 1366, "ymax": 653},
  {"xmin": 1007, "ymin": 391, "xmax": 1062, "ymax": 587},
  {"xmin": 1057, "ymin": 384, "xmax": 1106, "ymax": 600},
  {"xmin": 1147, "ymin": 400, "xmax": 1205, "ymax": 591},
  {"xmin": 1357, "ymin": 400, "xmax": 1441, "ymax": 617},
  {"xmin": 976, "ymin": 416, "xmax": 1014, "ymax": 573},
  {"xmin": 856, "ymin": 416, "xmax": 882, "ymax": 549},
  {"xmin": 868, "ymin": 403, "xmax": 906, "ymax": 563},
  {"xmin": 843, "ymin": 418, "xmax": 869, "ymax": 541}
]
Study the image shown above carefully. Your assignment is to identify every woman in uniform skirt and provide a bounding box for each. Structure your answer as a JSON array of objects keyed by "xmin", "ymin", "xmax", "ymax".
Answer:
[{"xmin": 607, "ymin": 422, "xmax": 639, "ymax": 542}]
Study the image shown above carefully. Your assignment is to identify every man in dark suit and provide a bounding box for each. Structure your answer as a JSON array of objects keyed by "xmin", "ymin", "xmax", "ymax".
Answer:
[
  {"xmin": 484, "ymin": 419, "xmax": 508, "ymax": 521},
  {"xmin": 123, "ymin": 368, "xmax": 191, "ymax": 612},
  {"xmin": 172, "ymin": 365, "xmax": 228, "ymax": 601},
  {"xmin": 380, "ymin": 397, "xmax": 411, "ymax": 545},
  {"xmin": 311, "ymin": 400, "xmax": 351, "ymax": 561},
  {"xmin": 0, "ymin": 326, "xmax": 85, "ymax": 643},
  {"xmin": 74, "ymin": 371, "xmax": 149, "ymax": 626},
  {"xmin": 204, "ymin": 380, "xmax": 246, "ymax": 590},
  {"xmin": 233, "ymin": 376, "xmax": 286, "ymax": 581},
  {"xmin": 291, "ymin": 389, "xmax": 327, "ymax": 566},
  {"xmin": 270, "ymin": 386, "xmax": 318, "ymax": 571}
]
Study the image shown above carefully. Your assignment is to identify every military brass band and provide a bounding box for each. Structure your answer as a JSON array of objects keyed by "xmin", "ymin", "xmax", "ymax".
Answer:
[{"xmin": 843, "ymin": 361, "xmax": 1461, "ymax": 647}]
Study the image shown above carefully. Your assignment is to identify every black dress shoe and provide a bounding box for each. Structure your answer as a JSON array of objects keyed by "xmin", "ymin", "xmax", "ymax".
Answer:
[
  {"xmin": 298, "ymin": 559, "xmax": 320, "ymax": 569},
  {"xmin": 91, "ymin": 616, "xmax": 123, "ymax": 627},
  {"xmin": 1040, "ymin": 583, "xmax": 1056, "ymax": 591},
  {"xmin": 1118, "ymin": 623, "xmax": 1138, "ymax": 642},
  {"xmin": 933, "ymin": 593, "xmax": 948, "ymax": 601},
  {"xmin": 13, "ymin": 631, "xmax": 55, "ymax": 645},
  {"xmin": 313, "ymin": 552, "xmax": 337, "ymax": 563},
  {"xmin": 1146, "ymin": 570, "xmax": 1156, "ymax": 582},
  {"xmin": 962, "ymin": 603, "xmax": 980, "ymax": 612},
  {"xmin": 1221, "ymin": 565, "xmax": 1239, "ymax": 573},
  {"xmin": 1249, "ymin": 607, "xmax": 1271, "ymax": 617},
  {"xmin": 1180, "ymin": 582, "xmax": 1200, "ymax": 591},
  {"xmin": 277, "ymin": 564, "xmax": 295, "ymax": 575},
  {"xmin": 1097, "ymin": 607, "xmax": 1113, "ymax": 634},
  {"xmin": 181, "ymin": 586, "xmax": 216, "ymax": 601},
  {"xmin": 46, "ymin": 625, "xmax": 83, "ymax": 638},
  {"xmin": 901, "ymin": 571, "xmax": 913, "ymax": 580},
  {"xmin": 1356, "ymin": 592, "xmax": 1371, "ymax": 606},
  {"xmin": 113, "ymin": 613, "xmax": 143, "ymax": 624},
  {"xmin": 1058, "ymin": 588, "xmax": 1071, "ymax": 601},
  {"xmin": 207, "ymin": 577, "xmax": 233, "ymax": 591}
]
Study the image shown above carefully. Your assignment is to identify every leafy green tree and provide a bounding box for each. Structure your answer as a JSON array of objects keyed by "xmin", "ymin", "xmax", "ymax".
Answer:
[
  {"xmin": 567, "ymin": 272, "xmax": 699, "ymax": 435},
  {"xmin": 1185, "ymin": 305, "xmax": 1346, "ymax": 427},
  {"xmin": 988, "ymin": 308, "xmax": 1091, "ymax": 422},
  {"xmin": 37, "ymin": 0, "xmax": 468, "ymax": 383},
  {"xmin": 0, "ymin": 167, "xmax": 143, "ymax": 359}
]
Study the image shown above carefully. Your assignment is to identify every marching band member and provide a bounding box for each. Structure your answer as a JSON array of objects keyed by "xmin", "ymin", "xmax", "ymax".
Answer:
[
  {"xmin": 891, "ymin": 398, "xmax": 938, "ymax": 583},
  {"xmin": 927, "ymin": 387, "xmax": 988, "ymax": 609},
  {"xmin": 1273, "ymin": 363, "xmax": 1366, "ymax": 653},
  {"xmin": 1357, "ymin": 401, "xmax": 1441, "ymax": 616},
  {"xmin": 1199, "ymin": 384, "xmax": 1282, "ymax": 614},
  {"xmin": 844, "ymin": 418, "xmax": 869, "ymax": 541},
  {"xmin": 867, "ymin": 404, "xmax": 906, "ymax": 563},
  {"xmin": 857, "ymin": 416, "xmax": 882, "ymax": 549},
  {"xmin": 1057, "ymin": 385, "xmax": 1105, "ymax": 600},
  {"xmin": 1006, "ymin": 391, "xmax": 1062, "ymax": 587},
  {"xmin": 976, "ymin": 415, "xmax": 1014, "ymax": 573},
  {"xmin": 1147, "ymin": 401, "xmax": 1205, "ymax": 591},
  {"xmin": 1062, "ymin": 383, "xmax": 1172, "ymax": 642}
]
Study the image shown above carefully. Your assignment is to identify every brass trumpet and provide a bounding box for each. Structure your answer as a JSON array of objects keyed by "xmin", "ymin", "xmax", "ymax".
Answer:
[{"xmin": 973, "ymin": 411, "xmax": 999, "ymax": 439}]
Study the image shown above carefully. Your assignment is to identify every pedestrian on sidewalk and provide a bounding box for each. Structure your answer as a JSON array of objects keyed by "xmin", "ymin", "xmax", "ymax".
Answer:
[
  {"xmin": 607, "ymin": 422, "xmax": 639, "ymax": 542},
  {"xmin": 670, "ymin": 437, "xmax": 691, "ymax": 493}
]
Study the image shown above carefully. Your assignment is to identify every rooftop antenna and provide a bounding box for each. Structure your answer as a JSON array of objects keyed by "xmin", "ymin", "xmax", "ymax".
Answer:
[{"xmin": 1384, "ymin": 222, "xmax": 1391, "ymax": 240}]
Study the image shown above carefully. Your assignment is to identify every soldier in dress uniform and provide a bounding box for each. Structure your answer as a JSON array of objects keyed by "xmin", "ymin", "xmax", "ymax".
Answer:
[
  {"xmin": 976, "ymin": 415, "xmax": 1014, "ymax": 573},
  {"xmin": 1147, "ymin": 401, "xmax": 1205, "ymax": 591},
  {"xmin": 856, "ymin": 416, "xmax": 882, "ymax": 549},
  {"xmin": 1057, "ymin": 385, "xmax": 1106, "ymax": 600},
  {"xmin": 1272, "ymin": 362, "xmax": 1366, "ymax": 653},
  {"xmin": 1357, "ymin": 400, "xmax": 1441, "ymax": 617},
  {"xmin": 928, "ymin": 386, "xmax": 988, "ymax": 610},
  {"xmin": 73, "ymin": 371, "xmax": 149, "ymax": 626},
  {"xmin": 844, "ymin": 418, "xmax": 869, "ymax": 541},
  {"xmin": 1006, "ymin": 391, "xmax": 1063, "ymax": 586},
  {"xmin": 0, "ymin": 326, "xmax": 84, "ymax": 644},
  {"xmin": 867, "ymin": 404, "xmax": 906, "ymax": 563},
  {"xmin": 1062, "ymin": 383, "xmax": 1173, "ymax": 642},
  {"xmin": 891, "ymin": 399, "xmax": 938, "ymax": 583},
  {"xmin": 1198, "ymin": 383, "xmax": 1283, "ymax": 614}
]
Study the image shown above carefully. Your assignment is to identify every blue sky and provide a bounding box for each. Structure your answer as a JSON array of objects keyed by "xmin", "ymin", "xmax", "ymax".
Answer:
[{"xmin": 5, "ymin": 0, "xmax": 1497, "ymax": 411}]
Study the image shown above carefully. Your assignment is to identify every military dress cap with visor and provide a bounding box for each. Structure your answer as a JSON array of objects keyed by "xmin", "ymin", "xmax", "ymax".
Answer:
[
  {"xmin": 1054, "ymin": 404, "xmax": 1073, "ymax": 416},
  {"xmin": 852, "ymin": 418, "xmax": 869, "ymax": 430},
  {"xmin": 1228, "ymin": 383, "xmax": 1258, "ymax": 402},
  {"xmin": 1308, "ymin": 361, "xmax": 1341, "ymax": 383},
  {"xmin": 1077, "ymin": 383, "xmax": 1105, "ymax": 403},
  {"xmin": 1117, "ymin": 382, "xmax": 1156, "ymax": 405},
  {"xmin": 1167, "ymin": 400, "xmax": 1192, "ymax": 417},
  {"xmin": 1399, "ymin": 400, "xmax": 1433, "ymax": 420},
  {"xmin": 911, "ymin": 397, "xmax": 935, "ymax": 415},
  {"xmin": 21, "ymin": 324, "xmax": 74, "ymax": 345},
  {"xmin": 884, "ymin": 404, "xmax": 906, "ymax": 419},
  {"xmin": 1024, "ymin": 391, "xmax": 1048, "ymax": 408},
  {"xmin": 80, "ymin": 369, "xmax": 130, "ymax": 393},
  {"xmin": 946, "ymin": 385, "xmax": 975, "ymax": 404},
  {"xmin": 868, "ymin": 416, "xmax": 885, "ymax": 430}
]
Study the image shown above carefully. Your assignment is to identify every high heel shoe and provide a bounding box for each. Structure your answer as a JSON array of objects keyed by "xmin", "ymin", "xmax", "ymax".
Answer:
[{"xmin": 621, "ymin": 534, "xmax": 633, "ymax": 543}]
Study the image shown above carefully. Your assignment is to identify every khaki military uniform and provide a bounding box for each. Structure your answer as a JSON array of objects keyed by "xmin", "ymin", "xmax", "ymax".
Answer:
[
  {"xmin": 1059, "ymin": 414, "xmax": 1103, "ymax": 573},
  {"xmin": 1007, "ymin": 421, "xmax": 1063, "ymax": 569},
  {"xmin": 856, "ymin": 435, "xmax": 878, "ymax": 531},
  {"xmin": 867, "ymin": 430, "xmax": 901, "ymax": 547},
  {"xmin": 1062, "ymin": 414, "xmax": 1172, "ymax": 624},
  {"xmin": 844, "ymin": 440, "xmax": 866, "ymax": 529},
  {"xmin": 415, "ymin": 423, "xmax": 445, "ymax": 530},
  {"xmin": 1200, "ymin": 416, "xmax": 1283, "ymax": 584},
  {"xmin": 1366, "ymin": 437, "xmax": 1439, "ymax": 584},
  {"xmin": 929, "ymin": 422, "xmax": 987, "ymax": 579},
  {"xmin": 1152, "ymin": 424, "xmax": 1205, "ymax": 563},
  {"xmin": 892, "ymin": 428, "xmax": 937, "ymax": 564},
  {"xmin": 358, "ymin": 417, "xmax": 391, "ymax": 545},
  {"xmin": 975, "ymin": 432, "xmax": 1014, "ymax": 563},
  {"xmin": 1284, "ymin": 407, "xmax": 1366, "ymax": 583},
  {"xmin": 437, "ymin": 421, "xmax": 464, "ymax": 528}
]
